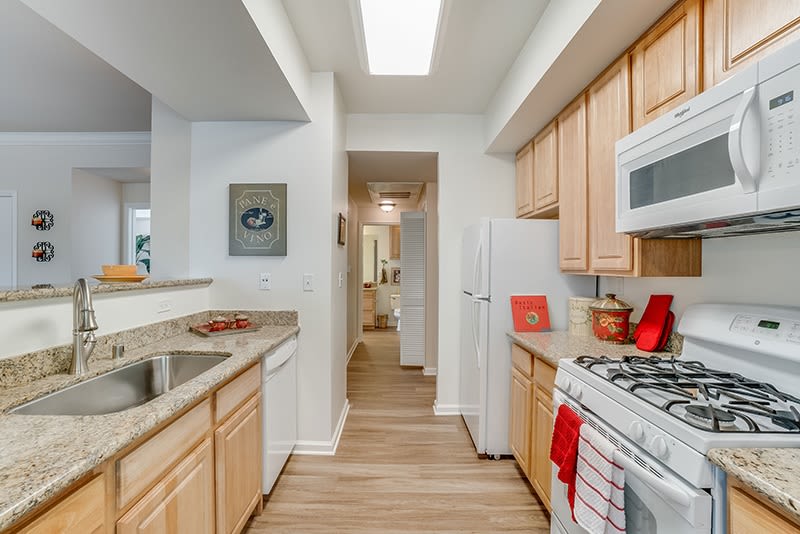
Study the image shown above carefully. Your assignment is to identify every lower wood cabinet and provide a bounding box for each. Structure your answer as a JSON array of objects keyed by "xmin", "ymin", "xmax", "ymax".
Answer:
[
  {"xmin": 509, "ymin": 343, "xmax": 555, "ymax": 511},
  {"xmin": 215, "ymin": 393, "xmax": 263, "ymax": 534},
  {"xmin": 117, "ymin": 439, "xmax": 215, "ymax": 534},
  {"xmin": 728, "ymin": 479, "xmax": 800, "ymax": 534},
  {"xmin": 363, "ymin": 288, "xmax": 377, "ymax": 330},
  {"xmin": 12, "ymin": 361, "xmax": 263, "ymax": 534},
  {"xmin": 18, "ymin": 475, "xmax": 105, "ymax": 534}
]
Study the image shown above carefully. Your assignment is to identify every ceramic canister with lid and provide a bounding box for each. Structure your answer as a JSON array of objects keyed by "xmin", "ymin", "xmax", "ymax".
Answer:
[
  {"xmin": 590, "ymin": 293, "xmax": 633, "ymax": 343},
  {"xmin": 568, "ymin": 296, "xmax": 596, "ymax": 336}
]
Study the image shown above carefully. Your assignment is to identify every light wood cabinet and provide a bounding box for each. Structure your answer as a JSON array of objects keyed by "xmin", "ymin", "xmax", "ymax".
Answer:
[
  {"xmin": 532, "ymin": 120, "xmax": 559, "ymax": 216},
  {"xmin": 509, "ymin": 366, "xmax": 533, "ymax": 477},
  {"xmin": 362, "ymin": 288, "xmax": 376, "ymax": 330},
  {"xmin": 509, "ymin": 344, "xmax": 555, "ymax": 512},
  {"xmin": 728, "ymin": 479, "xmax": 800, "ymax": 534},
  {"xmin": 631, "ymin": 0, "xmax": 701, "ymax": 129},
  {"xmin": 557, "ymin": 95, "xmax": 589, "ymax": 272},
  {"xmin": 18, "ymin": 475, "xmax": 105, "ymax": 534},
  {"xmin": 532, "ymin": 387, "xmax": 554, "ymax": 510},
  {"xmin": 117, "ymin": 439, "xmax": 215, "ymax": 534},
  {"xmin": 704, "ymin": 0, "xmax": 800, "ymax": 89},
  {"xmin": 390, "ymin": 225, "xmax": 401, "ymax": 260},
  {"xmin": 515, "ymin": 142, "xmax": 535, "ymax": 217},
  {"xmin": 215, "ymin": 393, "xmax": 263, "ymax": 534},
  {"xmin": 588, "ymin": 55, "xmax": 634, "ymax": 273}
]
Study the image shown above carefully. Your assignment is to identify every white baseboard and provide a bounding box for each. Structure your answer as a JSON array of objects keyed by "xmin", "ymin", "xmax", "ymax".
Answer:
[
  {"xmin": 293, "ymin": 400, "xmax": 350, "ymax": 455},
  {"xmin": 423, "ymin": 367, "xmax": 437, "ymax": 376},
  {"xmin": 346, "ymin": 339, "xmax": 359, "ymax": 364},
  {"xmin": 432, "ymin": 401, "xmax": 460, "ymax": 416}
]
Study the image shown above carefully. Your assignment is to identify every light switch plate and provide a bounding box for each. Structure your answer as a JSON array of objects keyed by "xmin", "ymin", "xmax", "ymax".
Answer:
[{"xmin": 303, "ymin": 273, "xmax": 314, "ymax": 291}]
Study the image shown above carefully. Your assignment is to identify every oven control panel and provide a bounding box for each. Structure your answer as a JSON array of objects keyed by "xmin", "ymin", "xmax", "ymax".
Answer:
[{"xmin": 730, "ymin": 313, "xmax": 800, "ymax": 344}]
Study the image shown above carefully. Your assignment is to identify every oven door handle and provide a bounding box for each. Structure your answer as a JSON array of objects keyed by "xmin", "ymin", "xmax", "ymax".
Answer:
[{"xmin": 612, "ymin": 451, "xmax": 693, "ymax": 508}]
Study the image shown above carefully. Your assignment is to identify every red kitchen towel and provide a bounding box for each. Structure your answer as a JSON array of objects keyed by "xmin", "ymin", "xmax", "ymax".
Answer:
[
  {"xmin": 550, "ymin": 404, "xmax": 584, "ymax": 517},
  {"xmin": 634, "ymin": 294, "xmax": 674, "ymax": 352}
]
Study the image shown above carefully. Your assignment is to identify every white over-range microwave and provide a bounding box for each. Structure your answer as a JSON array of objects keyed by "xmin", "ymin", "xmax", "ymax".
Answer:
[{"xmin": 616, "ymin": 39, "xmax": 800, "ymax": 238}]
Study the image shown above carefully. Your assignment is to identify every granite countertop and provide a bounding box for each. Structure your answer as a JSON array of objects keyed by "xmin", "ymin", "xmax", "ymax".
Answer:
[
  {"xmin": 507, "ymin": 330, "xmax": 677, "ymax": 367},
  {"xmin": 0, "ymin": 277, "xmax": 213, "ymax": 303},
  {"xmin": 708, "ymin": 448, "xmax": 800, "ymax": 523},
  {"xmin": 0, "ymin": 324, "xmax": 298, "ymax": 531}
]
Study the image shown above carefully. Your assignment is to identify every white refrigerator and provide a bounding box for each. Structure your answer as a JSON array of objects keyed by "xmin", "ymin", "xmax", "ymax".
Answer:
[{"xmin": 459, "ymin": 218, "xmax": 595, "ymax": 456}]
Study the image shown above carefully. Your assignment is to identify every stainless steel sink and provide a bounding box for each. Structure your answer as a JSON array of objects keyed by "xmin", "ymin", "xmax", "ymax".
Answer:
[{"xmin": 9, "ymin": 354, "xmax": 228, "ymax": 416}]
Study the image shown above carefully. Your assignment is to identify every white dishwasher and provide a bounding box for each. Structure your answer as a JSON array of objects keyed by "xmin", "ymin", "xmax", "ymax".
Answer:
[{"xmin": 261, "ymin": 335, "xmax": 297, "ymax": 494}]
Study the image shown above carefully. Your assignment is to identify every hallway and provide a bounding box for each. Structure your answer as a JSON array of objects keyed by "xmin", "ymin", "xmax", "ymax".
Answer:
[{"xmin": 245, "ymin": 330, "xmax": 549, "ymax": 533}]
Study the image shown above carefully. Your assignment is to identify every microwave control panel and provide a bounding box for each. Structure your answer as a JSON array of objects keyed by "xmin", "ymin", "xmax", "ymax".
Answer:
[
  {"xmin": 766, "ymin": 88, "xmax": 798, "ymax": 180},
  {"xmin": 730, "ymin": 313, "xmax": 800, "ymax": 344}
]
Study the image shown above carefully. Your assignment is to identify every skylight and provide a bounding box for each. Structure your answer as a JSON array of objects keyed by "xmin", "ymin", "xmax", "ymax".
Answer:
[{"xmin": 358, "ymin": 0, "xmax": 443, "ymax": 76}]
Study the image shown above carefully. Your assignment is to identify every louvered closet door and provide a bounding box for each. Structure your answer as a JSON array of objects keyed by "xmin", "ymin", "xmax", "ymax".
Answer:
[{"xmin": 400, "ymin": 211, "xmax": 425, "ymax": 366}]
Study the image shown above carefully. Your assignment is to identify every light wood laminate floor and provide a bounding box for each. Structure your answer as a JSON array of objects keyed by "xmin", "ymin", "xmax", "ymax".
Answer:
[{"xmin": 245, "ymin": 330, "xmax": 549, "ymax": 533}]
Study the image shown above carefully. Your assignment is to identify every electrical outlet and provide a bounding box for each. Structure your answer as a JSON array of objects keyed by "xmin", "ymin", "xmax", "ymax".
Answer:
[
  {"xmin": 157, "ymin": 299, "xmax": 172, "ymax": 314},
  {"xmin": 303, "ymin": 273, "xmax": 314, "ymax": 291},
  {"xmin": 259, "ymin": 272, "xmax": 271, "ymax": 290}
]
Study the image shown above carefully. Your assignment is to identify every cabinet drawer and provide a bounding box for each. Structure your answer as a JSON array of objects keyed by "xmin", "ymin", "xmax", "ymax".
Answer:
[
  {"xmin": 117, "ymin": 398, "xmax": 211, "ymax": 509},
  {"xmin": 20, "ymin": 475, "xmax": 105, "ymax": 534},
  {"xmin": 215, "ymin": 363, "xmax": 261, "ymax": 422},
  {"xmin": 534, "ymin": 357, "xmax": 556, "ymax": 393},
  {"xmin": 511, "ymin": 344, "xmax": 533, "ymax": 376}
]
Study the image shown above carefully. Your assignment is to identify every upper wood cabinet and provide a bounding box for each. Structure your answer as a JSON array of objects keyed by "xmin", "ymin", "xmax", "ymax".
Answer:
[
  {"xmin": 705, "ymin": 0, "xmax": 800, "ymax": 88},
  {"xmin": 587, "ymin": 56, "xmax": 635, "ymax": 273},
  {"xmin": 532, "ymin": 120, "xmax": 559, "ymax": 216},
  {"xmin": 557, "ymin": 95, "xmax": 589, "ymax": 272},
  {"xmin": 515, "ymin": 142, "xmax": 535, "ymax": 217},
  {"xmin": 390, "ymin": 225, "xmax": 401, "ymax": 259},
  {"xmin": 631, "ymin": 0, "xmax": 701, "ymax": 129}
]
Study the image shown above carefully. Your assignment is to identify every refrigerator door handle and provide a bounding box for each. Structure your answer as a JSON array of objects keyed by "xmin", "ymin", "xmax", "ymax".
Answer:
[
  {"xmin": 472, "ymin": 238, "xmax": 482, "ymax": 296},
  {"xmin": 471, "ymin": 299, "xmax": 481, "ymax": 370}
]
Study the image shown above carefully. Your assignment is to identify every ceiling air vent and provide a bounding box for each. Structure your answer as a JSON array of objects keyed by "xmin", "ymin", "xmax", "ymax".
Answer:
[
  {"xmin": 379, "ymin": 192, "xmax": 412, "ymax": 199},
  {"xmin": 366, "ymin": 182, "xmax": 424, "ymax": 205}
]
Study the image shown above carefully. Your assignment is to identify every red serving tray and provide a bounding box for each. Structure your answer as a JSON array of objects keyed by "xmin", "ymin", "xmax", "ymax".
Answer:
[{"xmin": 190, "ymin": 322, "xmax": 262, "ymax": 337}]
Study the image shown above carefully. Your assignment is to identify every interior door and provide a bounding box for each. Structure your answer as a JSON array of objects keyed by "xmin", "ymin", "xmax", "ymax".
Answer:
[
  {"xmin": 400, "ymin": 211, "xmax": 425, "ymax": 366},
  {"xmin": 0, "ymin": 192, "xmax": 16, "ymax": 288}
]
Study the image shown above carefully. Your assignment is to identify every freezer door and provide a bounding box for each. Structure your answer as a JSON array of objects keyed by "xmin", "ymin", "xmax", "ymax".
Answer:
[
  {"xmin": 461, "ymin": 220, "xmax": 489, "ymax": 296},
  {"xmin": 459, "ymin": 292, "xmax": 488, "ymax": 453}
]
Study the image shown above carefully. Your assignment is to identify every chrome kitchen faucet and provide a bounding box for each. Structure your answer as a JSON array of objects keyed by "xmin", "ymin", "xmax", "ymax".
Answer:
[{"xmin": 70, "ymin": 278, "xmax": 98, "ymax": 374}]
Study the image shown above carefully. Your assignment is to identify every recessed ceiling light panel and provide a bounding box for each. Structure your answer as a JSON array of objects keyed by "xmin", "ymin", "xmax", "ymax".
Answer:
[{"xmin": 357, "ymin": 0, "xmax": 443, "ymax": 76}]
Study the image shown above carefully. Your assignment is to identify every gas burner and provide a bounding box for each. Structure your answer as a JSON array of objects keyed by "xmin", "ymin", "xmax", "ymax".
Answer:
[
  {"xmin": 684, "ymin": 405, "xmax": 737, "ymax": 429},
  {"xmin": 575, "ymin": 355, "xmax": 800, "ymax": 433}
]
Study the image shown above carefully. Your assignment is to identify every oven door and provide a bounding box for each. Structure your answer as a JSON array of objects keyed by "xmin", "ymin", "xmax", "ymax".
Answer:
[{"xmin": 551, "ymin": 391, "xmax": 712, "ymax": 534}]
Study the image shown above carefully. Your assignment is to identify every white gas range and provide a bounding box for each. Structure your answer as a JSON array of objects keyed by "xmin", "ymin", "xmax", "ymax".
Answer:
[{"xmin": 551, "ymin": 303, "xmax": 800, "ymax": 534}]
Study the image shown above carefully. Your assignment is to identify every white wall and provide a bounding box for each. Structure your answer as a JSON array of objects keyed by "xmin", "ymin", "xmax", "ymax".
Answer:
[
  {"xmin": 601, "ymin": 233, "xmax": 800, "ymax": 326},
  {"xmin": 420, "ymin": 183, "xmax": 439, "ymax": 373},
  {"xmin": 347, "ymin": 114, "xmax": 516, "ymax": 410},
  {"xmin": 122, "ymin": 182, "xmax": 150, "ymax": 204},
  {"xmin": 150, "ymin": 97, "xmax": 191, "ymax": 279},
  {"xmin": 0, "ymin": 132, "xmax": 150, "ymax": 287},
  {"xmin": 0, "ymin": 285, "xmax": 210, "ymax": 359},
  {"xmin": 186, "ymin": 73, "xmax": 347, "ymax": 447},
  {"xmin": 346, "ymin": 198, "xmax": 359, "ymax": 352},
  {"xmin": 71, "ymin": 169, "xmax": 122, "ymax": 278}
]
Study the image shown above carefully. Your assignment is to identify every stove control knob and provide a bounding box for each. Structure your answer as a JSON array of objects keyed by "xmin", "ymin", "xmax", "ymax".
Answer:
[
  {"xmin": 628, "ymin": 421, "xmax": 645, "ymax": 442},
  {"xmin": 651, "ymin": 435, "xmax": 669, "ymax": 459},
  {"xmin": 572, "ymin": 383, "xmax": 583, "ymax": 399},
  {"xmin": 562, "ymin": 378, "xmax": 573, "ymax": 394}
]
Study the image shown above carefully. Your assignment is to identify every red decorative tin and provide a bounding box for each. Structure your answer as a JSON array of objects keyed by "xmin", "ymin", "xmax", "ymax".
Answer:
[{"xmin": 590, "ymin": 294, "xmax": 633, "ymax": 344}]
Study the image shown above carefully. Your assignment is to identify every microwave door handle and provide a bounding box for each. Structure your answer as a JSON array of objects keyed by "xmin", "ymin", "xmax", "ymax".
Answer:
[
  {"xmin": 728, "ymin": 86, "xmax": 758, "ymax": 193},
  {"xmin": 612, "ymin": 450, "xmax": 693, "ymax": 508}
]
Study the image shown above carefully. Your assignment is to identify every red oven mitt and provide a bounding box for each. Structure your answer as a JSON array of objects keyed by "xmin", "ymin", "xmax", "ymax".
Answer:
[{"xmin": 633, "ymin": 294, "xmax": 674, "ymax": 352}]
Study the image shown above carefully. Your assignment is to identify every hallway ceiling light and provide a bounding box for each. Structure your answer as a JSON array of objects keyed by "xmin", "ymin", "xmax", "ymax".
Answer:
[
  {"xmin": 379, "ymin": 201, "xmax": 396, "ymax": 212},
  {"xmin": 358, "ymin": 0, "xmax": 443, "ymax": 75}
]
